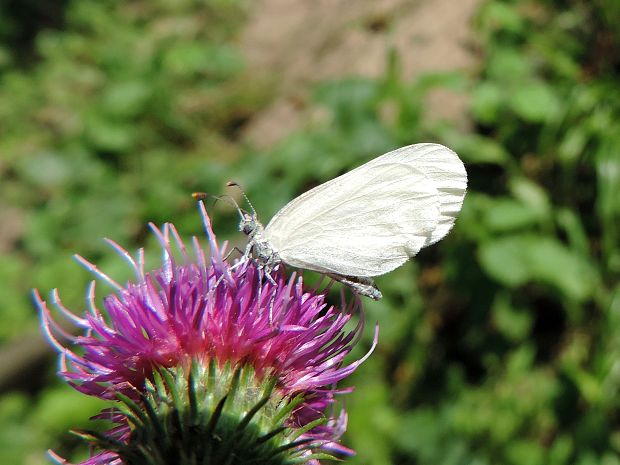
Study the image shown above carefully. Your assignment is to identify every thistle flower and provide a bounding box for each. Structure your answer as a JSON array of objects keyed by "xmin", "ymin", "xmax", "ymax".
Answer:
[{"xmin": 35, "ymin": 202, "xmax": 376, "ymax": 465}]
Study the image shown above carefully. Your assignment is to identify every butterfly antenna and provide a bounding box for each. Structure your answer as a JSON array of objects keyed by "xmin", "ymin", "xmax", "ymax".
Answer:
[
  {"xmin": 192, "ymin": 191, "xmax": 245, "ymax": 220},
  {"xmin": 226, "ymin": 181, "xmax": 257, "ymax": 217}
]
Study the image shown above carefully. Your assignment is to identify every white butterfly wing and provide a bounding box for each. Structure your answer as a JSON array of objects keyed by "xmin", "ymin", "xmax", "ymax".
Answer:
[
  {"xmin": 365, "ymin": 143, "xmax": 467, "ymax": 246},
  {"xmin": 264, "ymin": 162, "xmax": 441, "ymax": 277}
]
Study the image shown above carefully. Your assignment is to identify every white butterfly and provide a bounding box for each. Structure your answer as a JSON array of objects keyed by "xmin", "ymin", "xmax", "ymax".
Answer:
[{"xmin": 238, "ymin": 143, "xmax": 467, "ymax": 300}]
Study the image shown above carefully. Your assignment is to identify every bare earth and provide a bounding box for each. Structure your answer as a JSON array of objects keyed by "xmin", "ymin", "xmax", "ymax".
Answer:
[{"xmin": 241, "ymin": 0, "xmax": 480, "ymax": 148}]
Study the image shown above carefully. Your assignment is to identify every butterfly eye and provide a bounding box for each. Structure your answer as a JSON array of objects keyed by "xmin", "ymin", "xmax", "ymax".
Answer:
[{"xmin": 239, "ymin": 214, "xmax": 258, "ymax": 236}]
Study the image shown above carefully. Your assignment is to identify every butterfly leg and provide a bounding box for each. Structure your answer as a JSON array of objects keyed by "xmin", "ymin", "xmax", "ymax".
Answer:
[
  {"xmin": 253, "ymin": 263, "xmax": 278, "ymax": 325},
  {"xmin": 262, "ymin": 264, "xmax": 279, "ymax": 286},
  {"xmin": 223, "ymin": 246, "xmax": 245, "ymax": 262},
  {"xmin": 329, "ymin": 275, "xmax": 383, "ymax": 301}
]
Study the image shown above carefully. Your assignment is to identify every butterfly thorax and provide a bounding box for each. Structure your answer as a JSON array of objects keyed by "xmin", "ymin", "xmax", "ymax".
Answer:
[{"xmin": 239, "ymin": 213, "xmax": 281, "ymax": 271}]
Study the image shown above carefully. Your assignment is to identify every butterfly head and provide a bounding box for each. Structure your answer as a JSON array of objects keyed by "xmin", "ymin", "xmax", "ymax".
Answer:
[{"xmin": 239, "ymin": 211, "xmax": 263, "ymax": 238}]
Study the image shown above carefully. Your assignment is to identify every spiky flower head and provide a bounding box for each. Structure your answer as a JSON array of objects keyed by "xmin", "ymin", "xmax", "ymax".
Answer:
[{"xmin": 35, "ymin": 203, "xmax": 376, "ymax": 465}]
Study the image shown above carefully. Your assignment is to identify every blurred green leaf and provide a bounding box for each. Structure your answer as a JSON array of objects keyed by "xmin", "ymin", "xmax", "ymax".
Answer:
[
  {"xmin": 100, "ymin": 80, "xmax": 151, "ymax": 118},
  {"xmin": 508, "ymin": 177, "xmax": 552, "ymax": 219},
  {"xmin": 471, "ymin": 81, "xmax": 503, "ymax": 124},
  {"xmin": 481, "ymin": 2, "xmax": 525, "ymax": 34},
  {"xmin": 0, "ymin": 255, "xmax": 34, "ymax": 340},
  {"xmin": 84, "ymin": 113, "xmax": 136, "ymax": 152},
  {"xmin": 16, "ymin": 151, "xmax": 73, "ymax": 188},
  {"xmin": 505, "ymin": 439, "xmax": 545, "ymax": 465},
  {"xmin": 0, "ymin": 393, "xmax": 47, "ymax": 465},
  {"xmin": 487, "ymin": 49, "xmax": 533, "ymax": 82},
  {"xmin": 443, "ymin": 132, "xmax": 511, "ymax": 164},
  {"xmin": 492, "ymin": 292, "xmax": 532, "ymax": 341},
  {"xmin": 163, "ymin": 43, "xmax": 243, "ymax": 78},
  {"xmin": 483, "ymin": 197, "xmax": 544, "ymax": 232},
  {"xmin": 558, "ymin": 127, "xmax": 589, "ymax": 165},
  {"xmin": 31, "ymin": 385, "xmax": 107, "ymax": 434},
  {"xmin": 479, "ymin": 235, "xmax": 598, "ymax": 302},
  {"xmin": 508, "ymin": 81, "xmax": 563, "ymax": 123}
]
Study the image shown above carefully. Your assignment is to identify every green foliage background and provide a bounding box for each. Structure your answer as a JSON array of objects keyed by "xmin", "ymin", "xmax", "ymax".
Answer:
[{"xmin": 1, "ymin": 0, "xmax": 619, "ymax": 464}]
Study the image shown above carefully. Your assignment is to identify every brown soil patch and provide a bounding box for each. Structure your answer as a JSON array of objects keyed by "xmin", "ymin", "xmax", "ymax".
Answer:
[{"xmin": 241, "ymin": 0, "xmax": 481, "ymax": 148}]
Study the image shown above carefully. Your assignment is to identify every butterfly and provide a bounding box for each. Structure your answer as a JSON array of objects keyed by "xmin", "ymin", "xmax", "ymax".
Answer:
[{"xmin": 229, "ymin": 143, "xmax": 467, "ymax": 300}]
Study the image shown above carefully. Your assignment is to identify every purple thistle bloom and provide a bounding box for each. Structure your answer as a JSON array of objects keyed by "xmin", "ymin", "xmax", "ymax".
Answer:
[{"xmin": 36, "ymin": 203, "xmax": 377, "ymax": 465}]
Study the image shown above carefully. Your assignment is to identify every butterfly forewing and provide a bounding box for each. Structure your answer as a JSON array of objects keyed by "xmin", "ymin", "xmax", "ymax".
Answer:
[
  {"xmin": 364, "ymin": 143, "xmax": 467, "ymax": 245},
  {"xmin": 264, "ymin": 162, "xmax": 441, "ymax": 277}
]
